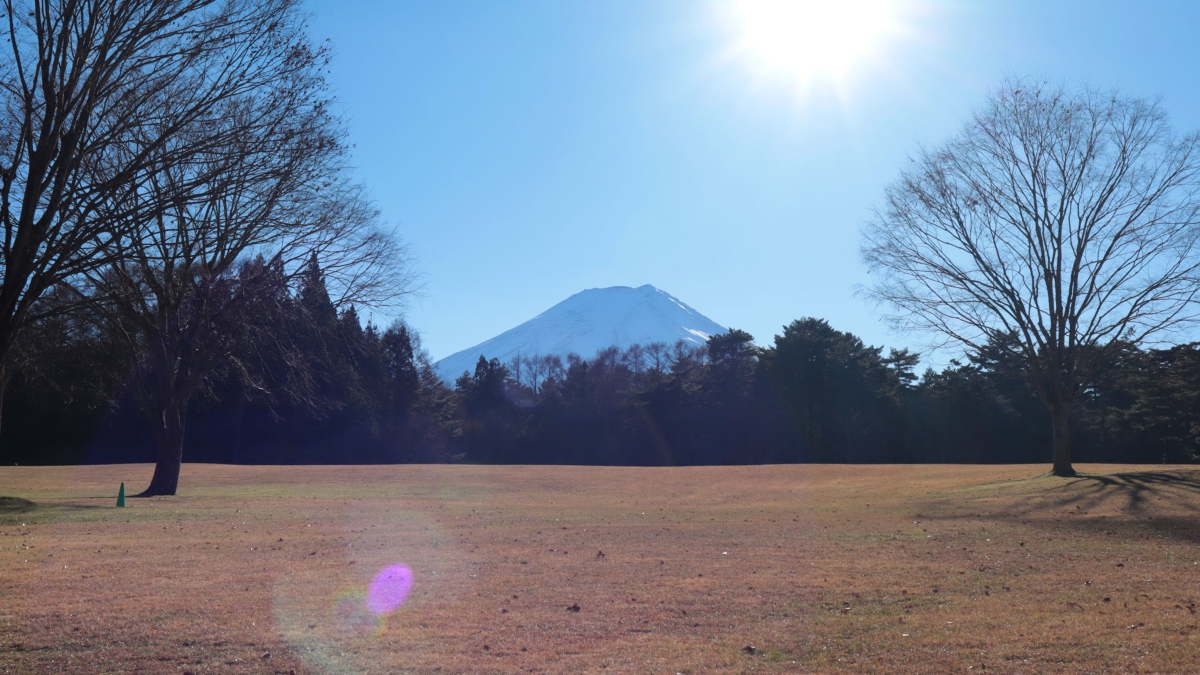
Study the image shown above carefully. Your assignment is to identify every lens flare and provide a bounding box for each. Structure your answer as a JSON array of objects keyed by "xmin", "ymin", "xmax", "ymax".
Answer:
[
  {"xmin": 366, "ymin": 564, "xmax": 414, "ymax": 615},
  {"xmin": 270, "ymin": 498, "xmax": 464, "ymax": 673},
  {"xmin": 331, "ymin": 587, "xmax": 382, "ymax": 636}
]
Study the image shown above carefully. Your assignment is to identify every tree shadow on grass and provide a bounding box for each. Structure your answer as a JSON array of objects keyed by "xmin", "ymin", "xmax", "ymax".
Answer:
[
  {"xmin": 923, "ymin": 469, "xmax": 1200, "ymax": 545},
  {"xmin": 1043, "ymin": 471, "xmax": 1200, "ymax": 544},
  {"xmin": 0, "ymin": 496, "xmax": 37, "ymax": 513},
  {"xmin": 1055, "ymin": 470, "xmax": 1200, "ymax": 514},
  {"xmin": 0, "ymin": 496, "xmax": 109, "ymax": 525}
]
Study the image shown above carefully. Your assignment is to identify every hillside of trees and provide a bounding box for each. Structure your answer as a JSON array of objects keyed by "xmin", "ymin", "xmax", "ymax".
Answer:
[{"xmin": 4, "ymin": 278, "xmax": 1199, "ymax": 467}]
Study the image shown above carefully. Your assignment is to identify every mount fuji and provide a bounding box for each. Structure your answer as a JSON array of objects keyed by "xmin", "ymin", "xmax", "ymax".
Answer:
[{"xmin": 434, "ymin": 285, "xmax": 726, "ymax": 382}]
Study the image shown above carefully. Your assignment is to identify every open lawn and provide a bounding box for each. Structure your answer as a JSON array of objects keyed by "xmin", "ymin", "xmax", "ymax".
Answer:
[{"xmin": 2, "ymin": 463, "xmax": 1200, "ymax": 673}]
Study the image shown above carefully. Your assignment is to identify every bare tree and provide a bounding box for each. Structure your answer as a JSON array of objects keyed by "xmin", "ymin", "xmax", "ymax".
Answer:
[
  {"xmin": 540, "ymin": 354, "xmax": 564, "ymax": 386},
  {"xmin": 507, "ymin": 353, "xmax": 523, "ymax": 392},
  {"xmin": 862, "ymin": 79, "xmax": 1200, "ymax": 476},
  {"xmin": 622, "ymin": 343, "xmax": 646, "ymax": 380},
  {"xmin": 644, "ymin": 341, "xmax": 669, "ymax": 374},
  {"xmin": 668, "ymin": 340, "xmax": 706, "ymax": 374},
  {"xmin": 79, "ymin": 2, "xmax": 414, "ymax": 496},
  {"xmin": 522, "ymin": 353, "xmax": 547, "ymax": 395},
  {"xmin": 0, "ymin": 1, "xmax": 318, "ymax": 372},
  {"xmin": 594, "ymin": 346, "xmax": 621, "ymax": 374},
  {"xmin": 565, "ymin": 352, "xmax": 584, "ymax": 371}
]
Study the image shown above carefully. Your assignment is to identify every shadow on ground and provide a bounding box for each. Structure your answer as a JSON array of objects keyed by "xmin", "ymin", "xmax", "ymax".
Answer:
[
  {"xmin": 920, "ymin": 469, "xmax": 1200, "ymax": 544},
  {"xmin": 0, "ymin": 496, "xmax": 37, "ymax": 513},
  {"xmin": 0, "ymin": 496, "xmax": 109, "ymax": 525},
  {"xmin": 1068, "ymin": 470, "xmax": 1200, "ymax": 509}
]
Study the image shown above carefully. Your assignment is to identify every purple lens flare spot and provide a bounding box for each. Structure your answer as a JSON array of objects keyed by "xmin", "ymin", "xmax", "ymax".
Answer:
[{"xmin": 367, "ymin": 564, "xmax": 413, "ymax": 615}]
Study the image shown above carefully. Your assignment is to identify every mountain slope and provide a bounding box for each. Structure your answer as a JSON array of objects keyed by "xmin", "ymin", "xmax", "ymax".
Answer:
[{"xmin": 434, "ymin": 284, "xmax": 725, "ymax": 382}]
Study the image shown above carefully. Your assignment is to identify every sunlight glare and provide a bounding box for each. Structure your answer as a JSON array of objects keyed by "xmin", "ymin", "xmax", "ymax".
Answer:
[{"xmin": 729, "ymin": 0, "xmax": 900, "ymax": 88}]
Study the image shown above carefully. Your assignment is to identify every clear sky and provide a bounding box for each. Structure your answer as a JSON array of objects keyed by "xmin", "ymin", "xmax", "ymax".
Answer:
[{"xmin": 303, "ymin": 0, "xmax": 1200, "ymax": 363}]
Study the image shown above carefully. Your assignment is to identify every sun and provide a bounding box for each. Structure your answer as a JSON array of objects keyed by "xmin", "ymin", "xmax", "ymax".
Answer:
[{"xmin": 727, "ymin": 0, "xmax": 901, "ymax": 89}]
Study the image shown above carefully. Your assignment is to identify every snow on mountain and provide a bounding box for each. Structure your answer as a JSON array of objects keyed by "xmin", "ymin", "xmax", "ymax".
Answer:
[{"xmin": 434, "ymin": 284, "xmax": 726, "ymax": 382}]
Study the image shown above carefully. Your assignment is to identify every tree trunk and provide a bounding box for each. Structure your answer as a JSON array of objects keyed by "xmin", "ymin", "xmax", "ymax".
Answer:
[
  {"xmin": 137, "ymin": 403, "xmax": 186, "ymax": 496},
  {"xmin": 1050, "ymin": 405, "xmax": 1076, "ymax": 477},
  {"xmin": 0, "ymin": 360, "xmax": 7, "ymax": 458}
]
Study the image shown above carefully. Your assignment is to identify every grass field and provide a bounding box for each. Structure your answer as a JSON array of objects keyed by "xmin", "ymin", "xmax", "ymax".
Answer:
[{"xmin": 2, "ymin": 463, "xmax": 1200, "ymax": 674}]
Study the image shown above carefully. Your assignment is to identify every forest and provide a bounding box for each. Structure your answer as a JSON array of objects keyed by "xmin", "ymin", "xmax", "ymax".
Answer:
[{"xmin": 5, "ymin": 260, "xmax": 1198, "ymax": 468}]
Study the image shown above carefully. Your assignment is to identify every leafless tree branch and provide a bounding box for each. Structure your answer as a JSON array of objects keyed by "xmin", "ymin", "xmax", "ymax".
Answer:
[{"xmin": 862, "ymin": 78, "xmax": 1200, "ymax": 475}]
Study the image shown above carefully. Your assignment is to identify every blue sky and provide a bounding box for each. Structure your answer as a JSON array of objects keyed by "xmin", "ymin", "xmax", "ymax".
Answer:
[{"xmin": 304, "ymin": 0, "xmax": 1200, "ymax": 363}]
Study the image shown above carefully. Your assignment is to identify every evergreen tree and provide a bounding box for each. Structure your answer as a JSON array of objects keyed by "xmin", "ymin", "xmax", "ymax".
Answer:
[{"xmin": 759, "ymin": 319, "xmax": 905, "ymax": 462}]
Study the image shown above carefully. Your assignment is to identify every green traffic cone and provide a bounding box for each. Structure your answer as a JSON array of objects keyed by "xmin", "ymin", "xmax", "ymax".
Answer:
[{"xmin": 116, "ymin": 482, "xmax": 125, "ymax": 508}]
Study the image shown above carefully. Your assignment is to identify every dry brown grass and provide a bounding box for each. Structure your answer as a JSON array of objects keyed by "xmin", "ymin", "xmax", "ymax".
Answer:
[{"xmin": 2, "ymin": 462, "xmax": 1200, "ymax": 673}]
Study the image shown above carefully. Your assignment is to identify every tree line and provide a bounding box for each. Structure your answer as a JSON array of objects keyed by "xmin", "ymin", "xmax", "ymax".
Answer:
[
  {"xmin": 0, "ymin": 256, "xmax": 446, "ymax": 466},
  {"xmin": 4, "ymin": 310, "xmax": 1198, "ymax": 467},
  {"xmin": 454, "ymin": 322, "xmax": 1200, "ymax": 466}
]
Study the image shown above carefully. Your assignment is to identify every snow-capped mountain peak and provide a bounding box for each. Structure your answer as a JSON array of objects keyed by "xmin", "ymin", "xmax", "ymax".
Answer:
[{"xmin": 433, "ymin": 285, "xmax": 725, "ymax": 382}]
